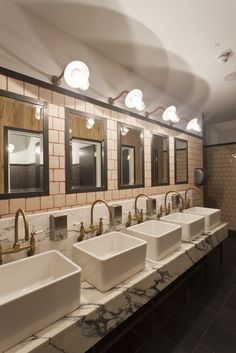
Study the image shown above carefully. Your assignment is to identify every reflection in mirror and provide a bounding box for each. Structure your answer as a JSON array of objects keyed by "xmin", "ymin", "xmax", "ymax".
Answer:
[
  {"xmin": 152, "ymin": 134, "xmax": 169, "ymax": 186},
  {"xmin": 175, "ymin": 138, "xmax": 188, "ymax": 184},
  {"xmin": 0, "ymin": 92, "xmax": 48, "ymax": 199},
  {"xmin": 118, "ymin": 123, "xmax": 144, "ymax": 189},
  {"xmin": 65, "ymin": 110, "xmax": 107, "ymax": 193}
]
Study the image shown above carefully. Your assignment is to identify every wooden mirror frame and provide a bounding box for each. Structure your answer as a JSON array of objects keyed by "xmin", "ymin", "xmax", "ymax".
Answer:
[
  {"xmin": 151, "ymin": 133, "xmax": 170, "ymax": 187},
  {"xmin": 0, "ymin": 90, "xmax": 49, "ymax": 200},
  {"xmin": 65, "ymin": 108, "xmax": 107, "ymax": 194},
  {"xmin": 174, "ymin": 137, "xmax": 189, "ymax": 184},
  {"xmin": 117, "ymin": 122, "xmax": 145, "ymax": 190}
]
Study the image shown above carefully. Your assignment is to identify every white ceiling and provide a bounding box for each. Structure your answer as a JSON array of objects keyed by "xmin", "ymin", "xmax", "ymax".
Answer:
[{"xmin": 7, "ymin": 0, "xmax": 236, "ymax": 116}]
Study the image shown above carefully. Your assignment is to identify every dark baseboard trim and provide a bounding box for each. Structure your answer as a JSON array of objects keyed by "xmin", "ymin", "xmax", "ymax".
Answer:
[
  {"xmin": 0, "ymin": 66, "xmax": 202, "ymax": 140},
  {"xmin": 204, "ymin": 141, "xmax": 236, "ymax": 148}
]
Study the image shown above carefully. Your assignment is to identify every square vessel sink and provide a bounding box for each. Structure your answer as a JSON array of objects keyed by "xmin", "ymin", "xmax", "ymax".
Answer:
[
  {"xmin": 184, "ymin": 207, "xmax": 221, "ymax": 231},
  {"xmin": 125, "ymin": 220, "xmax": 182, "ymax": 260},
  {"xmin": 0, "ymin": 250, "xmax": 81, "ymax": 353},
  {"xmin": 73, "ymin": 232, "xmax": 147, "ymax": 292},
  {"xmin": 161, "ymin": 212, "xmax": 205, "ymax": 242}
]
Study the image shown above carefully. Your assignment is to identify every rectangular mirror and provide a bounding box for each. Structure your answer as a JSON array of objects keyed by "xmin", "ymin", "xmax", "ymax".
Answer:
[
  {"xmin": 118, "ymin": 123, "xmax": 144, "ymax": 189},
  {"xmin": 0, "ymin": 91, "xmax": 48, "ymax": 199},
  {"xmin": 65, "ymin": 109, "xmax": 107, "ymax": 193},
  {"xmin": 151, "ymin": 134, "xmax": 169, "ymax": 186},
  {"xmin": 175, "ymin": 138, "xmax": 188, "ymax": 184}
]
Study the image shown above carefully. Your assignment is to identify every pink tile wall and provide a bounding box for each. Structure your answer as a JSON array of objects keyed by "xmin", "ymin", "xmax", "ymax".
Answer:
[{"xmin": 0, "ymin": 76, "xmax": 203, "ymax": 218}]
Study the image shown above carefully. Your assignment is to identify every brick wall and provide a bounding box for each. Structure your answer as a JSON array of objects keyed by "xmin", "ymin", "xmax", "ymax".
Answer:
[{"xmin": 0, "ymin": 74, "xmax": 204, "ymax": 218}]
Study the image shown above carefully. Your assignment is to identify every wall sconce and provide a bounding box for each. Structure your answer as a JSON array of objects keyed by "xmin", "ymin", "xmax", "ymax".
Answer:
[
  {"xmin": 173, "ymin": 117, "xmax": 202, "ymax": 132},
  {"xmin": 145, "ymin": 105, "xmax": 179, "ymax": 123},
  {"xmin": 51, "ymin": 61, "xmax": 90, "ymax": 90},
  {"xmin": 186, "ymin": 118, "xmax": 201, "ymax": 132},
  {"xmin": 86, "ymin": 118, "xmax": 95, "ymax": 129},
  {"xmin": 108, "ymin": 89, "xmax": 145, "ymax": 112}
]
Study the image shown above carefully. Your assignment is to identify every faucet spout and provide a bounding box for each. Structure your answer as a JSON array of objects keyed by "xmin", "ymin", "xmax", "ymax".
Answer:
[
  {"xmin": 90, "ymin": 199, "xmax": 113, "ymax": 226},
  {"xmin": 14, "ymin": 208, "xmax": 30, "ymax": 245},
  {"xmin": 135, "ymin": 193, "xmax": 151, "ymax": 214},
  {"xmin": 184, "ymin": 186, "xmax": 201, "ymax": 208},
  {"xmin": 164, "ymin": 191, "xmax": 185, "ymax": 211},
  {"xmin": 0, "ymin": 208, "xmax": 34, "ymax": 265}
]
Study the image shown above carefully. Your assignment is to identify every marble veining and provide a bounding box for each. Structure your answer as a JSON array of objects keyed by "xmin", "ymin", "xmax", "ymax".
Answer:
[
  {"xmin": 5, "ymin": 222, "xmax": 227, "ymax": 353},
  {"xmin": 0, "ymin": 192, "xmax": 188, "ymax": 265}
]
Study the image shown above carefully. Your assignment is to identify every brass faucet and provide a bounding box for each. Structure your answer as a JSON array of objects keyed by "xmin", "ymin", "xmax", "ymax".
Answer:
[
  {"xmin": 163, "ymin": 191, "xmax": 185, "ymax": 215},
  {"xmin": 0, "ymin": 208, "xmax": 35, "ymax": 265},
  {"xmin": 126, "ymin": 193, "xmax": 151, "ymax": 227},
  {"xmin": 184, "ymin": 186, "xmax": 201, "ymax": 209},
  {"xmin": 126, "ymin": 209, "xmax": 144, "ymax": 227},
  {"xmin": 77, "ymin": 199, "xmax": 113, "ymax": 241}
]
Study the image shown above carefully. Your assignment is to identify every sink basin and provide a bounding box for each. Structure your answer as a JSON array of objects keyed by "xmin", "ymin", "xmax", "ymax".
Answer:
[
  {"xmin": 160, "ymin": 212, "xmax": 205, "ymax": 242},
  {"xmin": 0, "ymin": 251, "xmax": 81, "ymax": 353},
  {"xmin": 73, "ymin": 232, "xmax": 146, "ymax": 292},
  {"xmin": 125, "ymin": 220, "xmax": 182, "ymax": 260},
  {"xmin": 184, "ymin": 207, "xmax": 221, "ymax": 231}
]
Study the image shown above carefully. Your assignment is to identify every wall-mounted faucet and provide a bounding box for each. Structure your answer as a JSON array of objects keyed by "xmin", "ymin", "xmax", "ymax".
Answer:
[
  {"xmin": 0, "ymin": 208, "xmax": 35, "ymax": 265},
  {"xmin": 162, "ymin": 191, "xmax": 185, "ymax": 216},
  {"xmin": 126, "ymin": 193, "xmax": 156, "ymax": 227},
  {"xmin": 77, "ymin": 199, "xmax": 113, "ymax": 241},
  {"xmin": 184, "ymin": 186, "xmax": 201, "ymax": 209}
]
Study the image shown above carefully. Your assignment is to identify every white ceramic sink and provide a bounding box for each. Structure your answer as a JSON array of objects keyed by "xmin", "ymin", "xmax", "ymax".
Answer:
[
  {"xmin": 184, "ymin": 207, "xmax": 221, "ymax": 231},
  {"xmin": 160, "ymin": 212, "xmax": 205, "ymax": 242},
  {"xmin": 0, "ymin": 251, "xmax": 81, "ymax": 353},
  {"xmin": 73, "ymin": 232, "xmax": 146, "ymax": 292},
  {"xmin": 125, "ymin": 220, "xmax": 182, "ymax": 260}
]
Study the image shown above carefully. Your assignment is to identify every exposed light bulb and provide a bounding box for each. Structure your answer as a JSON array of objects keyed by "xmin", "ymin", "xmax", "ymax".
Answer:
[
  {"xmin": 187, "ymin": 118, "xmax": 201, "ymax": 132},
  {"xmin": 86, "ymin": 118, "xmax": 95, "ymax": 129},
  {"xmin": 35, "ymin": 106, "xmax": 42, "ymax": 120},
  {"xmin": 35, "ymin": 145, "xmax": 41, "ymax": 155},
  {"xmin": 120, "ymin": 126, "xmax": 129, "ymax": 136},
  {"xmin": 125, "ymin": 89, "xmax": 145, "ymax": 112},
  {"xmin": 8, "ymin": 144, "xmax": 15, "ymax": 153},
  {"xmin": 162, "ymin": 106, "xmax": 179, "ymax": 123},
  {"xmin": 64, "ymin": 61, "xmax": 90, "ymax": 90}
]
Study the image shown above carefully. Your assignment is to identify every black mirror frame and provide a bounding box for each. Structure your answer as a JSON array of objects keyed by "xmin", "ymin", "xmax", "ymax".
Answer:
[
  {"xmin": 117, "ymin": 122, "xmax": 145, "ymax": 190},
  {"xmin": 151, "ymin": 133, "xmax": 170, "ymax": 187},
  {"xmin": 174, "ymin": 137, "xmax": 189, "ymax": 184},
  {"xmin": 65, "ymin": 108, "xmax": 108, "ymax": 194},
  {"xmin": 0, "ymin": 90, "xmax": 49, "ymax": 200}
]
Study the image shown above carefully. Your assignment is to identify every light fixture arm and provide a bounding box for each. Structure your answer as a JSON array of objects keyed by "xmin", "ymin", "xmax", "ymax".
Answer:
[
  {"xmin": 170, "ymin": 117, "xmax": 188, "ymax": 125},
  {"xmin": 51, "ymin": 67, "xmax": 66, "ymax": 86},
  {"xmin": 108, "ymin": 90, "xmax": 129, "ymax": 105},
  {"xmin": 145, "ymin": 106, "xmax": 165, "ymax": 118}
]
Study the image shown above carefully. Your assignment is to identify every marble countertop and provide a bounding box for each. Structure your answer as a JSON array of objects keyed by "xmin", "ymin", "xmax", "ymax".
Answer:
[{"xmin": 6, "ymin": 222, "xmax": 228, "ymax": 353}]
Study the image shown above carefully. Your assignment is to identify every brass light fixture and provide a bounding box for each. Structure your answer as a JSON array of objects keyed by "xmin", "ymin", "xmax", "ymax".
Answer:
[
  {"xmin": 51, "ymin": 61, "xmax": 90, "ymax": 90},
  {"xmin": 176, "ymin": 117, "xmax": 202, "ymax": 132},
  {"xmin": 108, "ymin": 89, "xmax": 145, "ymax": 112},
  {"xmin": 145, "ymin": 105, "xmax": 180, "ymax": 123}
]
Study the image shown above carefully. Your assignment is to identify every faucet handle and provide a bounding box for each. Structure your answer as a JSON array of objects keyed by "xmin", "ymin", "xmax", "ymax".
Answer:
[
  {"xmin": 31, "ymin": 229, "xmax": 43, "ymax": 236},
  {"xmin": 167, "ymin": 203, "xmax": 171, "ymax": 215}
]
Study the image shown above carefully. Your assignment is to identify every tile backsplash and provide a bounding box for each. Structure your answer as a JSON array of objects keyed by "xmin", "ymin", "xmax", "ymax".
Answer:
[
  {"xmin": 0, "ymin": 191, "xmax": 196, "ymax": 265},
  {"xmin": 0, "ymin": 74, "xmax": 203, "ymax": 219}
]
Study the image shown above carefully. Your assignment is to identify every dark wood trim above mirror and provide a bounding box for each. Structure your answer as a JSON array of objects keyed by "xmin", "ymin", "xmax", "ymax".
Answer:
[
  {"xmin": 151, "ymin": 133, "xmax": 170, "ymax": 187},
  {"xmin": 65, "ymin": 108, "xmax": 108, "ymax": 194},
  {"xmin": 174, "ymin": 137, "xmax": 189, "ymax": 185},
  {"xmin": 0, "ymin": 90, "xmax": 49, "ymax": 200},
  {"xmin": 117, "ymin": 122, "xmax": 145, "ymax": 190}
]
